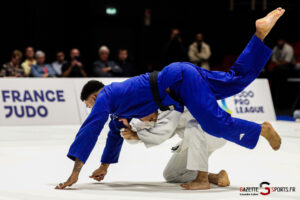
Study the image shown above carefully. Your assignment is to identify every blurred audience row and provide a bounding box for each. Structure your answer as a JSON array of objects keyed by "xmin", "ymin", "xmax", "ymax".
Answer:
[
  {"xmin": 164, "ymin": 29, "xmax": 300, "ymax": 72},
  {"xmin": 0, "ymin": 46, "xmax": 134, "ymax": 78},
  {"xmin": 0, "ymin": 29, "xmax": 212, "ymax": 78},
  {"xmin": 1, "ymin": 29, "xmax": 299, "ymax": 79},
  {"xmin": 163, "ymin": 29, "xmax": 212, "ymax": 70}
]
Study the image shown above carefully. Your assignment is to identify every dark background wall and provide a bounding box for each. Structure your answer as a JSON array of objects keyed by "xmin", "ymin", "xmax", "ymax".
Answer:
[{"xmin": 1, "ymin": 0, "xmax": 299, "ymax": 75}]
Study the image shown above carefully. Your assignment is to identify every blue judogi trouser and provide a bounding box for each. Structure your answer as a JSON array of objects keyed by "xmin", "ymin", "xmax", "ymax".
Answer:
[{"xmin": 168, "ymin": 35, "xmax": 272, "ymax": 149}]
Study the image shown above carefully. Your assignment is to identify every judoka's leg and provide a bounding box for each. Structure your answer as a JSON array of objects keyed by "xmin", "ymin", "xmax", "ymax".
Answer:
[
  {"xmin": 201, "ymin": 8, "xmax": 285, "ymax": 100},
  {"xmin": 181, "ymin": 120, "xmax": 229, "ymax": 189},
  {"xmin": 207, "ymin": 135, "xmax": 227, "ymax": 156},
  {"xmin": 163, "ymin": 150, "xmax": 198, "ymax": 183},
  {"xmin": 163, "ymin": 120, "xmax": 209, "ymax": 185},
  {"xmin": 202, "ymin": 35, "xmax": 271, "ymax": 100},
  {"xmin": 185, "ymin": 120, "xmax": 209, "ymax": 172},
  {"xmin": 179, "ymin": 65, "xmax": 281, "ymax": 150},
  {"xmin": 206, "ymin": 135, "xmax": 230, "ymax": 187},
  {"xmin": 179, "ymin": 120, "xmax": 210, "ymax": 189}
]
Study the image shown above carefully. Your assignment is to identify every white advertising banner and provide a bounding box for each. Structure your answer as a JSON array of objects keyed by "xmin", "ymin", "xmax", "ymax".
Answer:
[
  {"xmin": 0, "ymin": 78, "xmax": 275, "ymax": 125},
  {"xmin": 217, "ymin": 79, "xmax": 276, "ymax": 122},
  {"xmin": 0, "ymin": 78, "xmax": 80, "ymax": 125}
]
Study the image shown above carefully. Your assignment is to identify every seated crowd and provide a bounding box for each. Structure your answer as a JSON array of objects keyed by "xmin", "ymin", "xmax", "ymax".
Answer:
[
  {"xmin": 0, "ymin": 46, "xmax": 134, "ymax": 78},
  {"xmin": 1, "ymin": 30, "xmax": 212, "ymax": 78},
  {"xmin": 1, "ymin": 30, "xmax": 299, "ymax": 79}
]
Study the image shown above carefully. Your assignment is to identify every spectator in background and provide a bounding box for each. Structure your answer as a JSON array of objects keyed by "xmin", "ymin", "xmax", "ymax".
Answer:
[
  {"xmin": 31, "ymin": 51, "xmax": 56, "ymax": 77},
  {"xmin": 269, "ymin": 39, "xmax": 295, "ymax": 108},
  {"xmin": 93, "ymin": 46, "xmax": 122, "ymax": 77},
  {"xmin": 1, "ymin": 50, "xmax": 25, "ymax": 77},
  {"xmin": 52, "ymin": 51, "xmax": 66, "ymax": 76},
  {"xmin": 62, "ymin": 48, "xmax": 87, "ymax": 77},
  {"xmin": 116, "ymin": 48, "xmax": 134, "ymax": 77},
  {"xmin": 271, "ymin": 39, "xmax": 295, "ymax": 69},
  {"xmin": 188, "ymin": 33, "xmax": 211, "ymax": 70},
  {"xmin": 162, "ymin": 28, "xmax": 187, "ymax": 65},
  {"xmin": 22, "ymin": 46, "xmax": 36, "ymax": 76}
]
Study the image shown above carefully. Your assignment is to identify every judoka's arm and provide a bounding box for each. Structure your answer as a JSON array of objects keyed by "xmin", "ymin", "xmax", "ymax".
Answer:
[
  {"xmin": 67, "ymin": 108, "xmax": 109, "ymax": 163},
  {"xmin": 100, "ymin": 128, "xmax": 124, "ymax": 164},
  {"xmin": 90, "ymin": 119, "xmax": 124, "ymax": 182},
  {"xmin": 55, "ymin": 158, "xmax": 83, "ymax": 189},
  {"xmin": 56, "ymin": 92, "xmax": 110, "ymax": 189},
  {"xmin": 133, "ymin": 110, "xmax": 182, "ymax": 148}
]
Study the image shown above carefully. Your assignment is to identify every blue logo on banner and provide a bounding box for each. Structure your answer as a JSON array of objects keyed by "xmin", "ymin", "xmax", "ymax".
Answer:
[
  {"xmin": 233, "ymin": 90, "xmax": 264, "ymax": 114},
  {"xmin": 1, "ymin": 90, "xmax": 65, "ymax": 118}
]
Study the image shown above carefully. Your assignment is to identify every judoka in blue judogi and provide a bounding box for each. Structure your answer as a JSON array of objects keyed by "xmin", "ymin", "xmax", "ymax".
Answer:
[
  {"xmin": 55, "ymin": 8, "xmax": 285, "ymax": 190},
  {"xmin": 67, "ymin": 35, "xmax": 276, "ymax": 165}
]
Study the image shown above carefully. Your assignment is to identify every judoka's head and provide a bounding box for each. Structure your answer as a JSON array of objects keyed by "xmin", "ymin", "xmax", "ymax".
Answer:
[
  {"xmin": 80, "ymin": 80, "xmax": 105, "ymax": 108},
  {"xmin": 140, "ymin": 111, "xmax": 158, "ymax": 123}
]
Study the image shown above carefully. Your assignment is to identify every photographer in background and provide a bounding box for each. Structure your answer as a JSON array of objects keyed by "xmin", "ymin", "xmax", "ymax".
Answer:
[
  {"xmin": 162, "ymin": 28, "xmax": 187, "ymax": 66},
  {"xmin": 62, "ymin": 48, "xmax": 88, "ymax": 77},
  {"xmin": 188, "ymin": 33, "xmax": 211, "ymax": 70}
]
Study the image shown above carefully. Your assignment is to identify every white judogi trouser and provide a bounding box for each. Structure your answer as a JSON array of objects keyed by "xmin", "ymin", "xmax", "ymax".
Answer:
[
  {"xmin": 129, "ymin": 108, "xmax": 226, "ymax": 183},
  {"xmin": 163, "ymin": 119, "xmax": 226, "ymax": 183}
]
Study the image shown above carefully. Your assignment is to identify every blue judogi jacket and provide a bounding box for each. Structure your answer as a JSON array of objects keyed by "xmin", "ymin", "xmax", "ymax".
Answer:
[
  {"xmin": 68, "ymin": 73, "xmax": 184, "ymax": 163},
  {"xmin": 67, "ymin": 35, "xmax": 272, "ymax": 164}
]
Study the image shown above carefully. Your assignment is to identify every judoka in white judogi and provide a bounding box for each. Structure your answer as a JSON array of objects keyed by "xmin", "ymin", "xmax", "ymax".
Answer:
[{"xmin": 125, "ymin": 108, "xmax": 227, "ymax": 183}]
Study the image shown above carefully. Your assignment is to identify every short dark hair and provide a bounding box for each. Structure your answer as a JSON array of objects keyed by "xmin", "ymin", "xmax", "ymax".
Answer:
[
  {"xmin": 118, "ymin": 48, "xmax": 127, "ymax": 52},
  {"xmin": 56, "ymin": 51, "xmax": 64, "ymax": 54},
  {"xmin": 80, "ymin": 80, "xmax": 105, "ymax": 101}
]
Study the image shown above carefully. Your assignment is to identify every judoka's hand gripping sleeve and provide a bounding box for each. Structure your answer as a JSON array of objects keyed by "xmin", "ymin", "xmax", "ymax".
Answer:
[{"xmin": 134, "ymin": 110, "xmax": 182, "ymax": 148}]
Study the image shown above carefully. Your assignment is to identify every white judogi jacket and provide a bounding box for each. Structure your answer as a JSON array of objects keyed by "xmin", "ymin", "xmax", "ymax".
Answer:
[
  {"xmin": 127, "ymin": 108, "xmax": 226, "ymax": 172},
  {"xmin": 129, "ymin": 109, "xmax": 188, "ymax": 147}
]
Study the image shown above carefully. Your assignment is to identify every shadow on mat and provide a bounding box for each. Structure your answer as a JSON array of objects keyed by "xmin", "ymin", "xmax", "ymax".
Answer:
[{"xmin": 64, "ymin": 181, "xmax": 239, "ymax": 193}]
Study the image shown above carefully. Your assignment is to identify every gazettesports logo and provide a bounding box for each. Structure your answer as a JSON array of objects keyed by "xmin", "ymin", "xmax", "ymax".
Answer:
[{"xmin": 240, "ymin": 182, "xmax": 296, "ymax": 196}]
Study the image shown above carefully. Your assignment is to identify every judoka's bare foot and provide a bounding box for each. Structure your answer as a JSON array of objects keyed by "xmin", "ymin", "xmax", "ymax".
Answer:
[
  {"xmin": 180, "ymin": 180, "xmax": 210, "ymax": 190},
  {"xmin": 260, "ymin": 122, "xmax": 281, "ymax": 150},
  {"xmin": 217, "ymin": 170, "xmax": 230, "ymax": 186},
  {"xmin": 180, "ymin": 171, "xmax": 210, "ymax": 190},
  {"xmin": 255, "ymin": 7, "xmax": 285, "ymax": 41},
  {"xmin": 208, "ymin": 170, "xmax": 230, "ymax": 187}
]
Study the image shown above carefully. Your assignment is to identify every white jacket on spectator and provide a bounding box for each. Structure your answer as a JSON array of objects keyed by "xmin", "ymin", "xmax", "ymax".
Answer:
[
  {"xmin": 188, "ymin": 42, "xmax": 211, "ymax": 70},
  {"xmin": 272, "ymin": 43, "xmax": 294, "ymax": 64}
]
